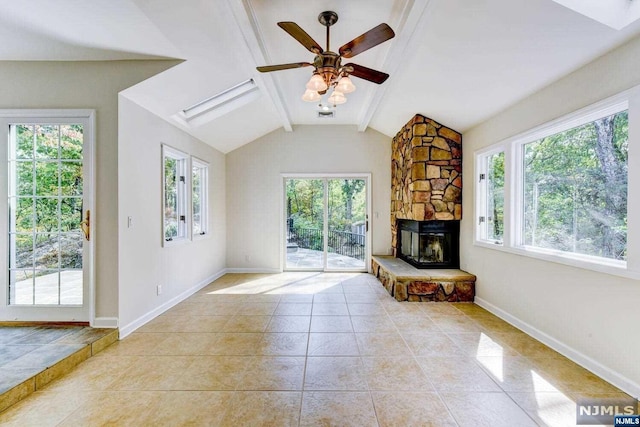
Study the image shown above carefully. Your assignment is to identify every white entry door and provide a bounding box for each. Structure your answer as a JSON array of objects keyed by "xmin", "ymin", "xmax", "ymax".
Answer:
[{"xmin": 0, "ymin": 111, "xmax": 94, "ymax": 322}]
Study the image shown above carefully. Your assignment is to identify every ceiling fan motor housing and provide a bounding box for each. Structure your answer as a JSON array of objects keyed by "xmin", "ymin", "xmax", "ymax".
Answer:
[{"xmin": 315, "ymin": 52, "xmax": 342, "ymax": 89}]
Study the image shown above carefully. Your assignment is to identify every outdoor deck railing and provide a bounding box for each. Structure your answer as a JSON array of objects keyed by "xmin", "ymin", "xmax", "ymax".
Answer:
[{"xmin": 288, "ymin": 225, "xmax": 365, "ymax": 261}]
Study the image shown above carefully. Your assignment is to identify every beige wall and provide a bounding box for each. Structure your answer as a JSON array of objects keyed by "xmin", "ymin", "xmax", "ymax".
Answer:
[
  {"xmin": 0, "ymin": 60, "xmax": 178, "ymax": 322},
  {"xmin": 226, "ymin": 125, "xmax": 392, "ymax": 270},
  {"xmin": 117, "ymin": 97, "xmax": 226, "ymax": 334},
  {"xmin": 462, "ymin": 35, "xmax": 640, "ymax": 395}
]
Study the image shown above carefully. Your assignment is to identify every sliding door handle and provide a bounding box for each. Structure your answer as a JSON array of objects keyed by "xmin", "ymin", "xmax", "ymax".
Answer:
[{"xmin": 81, "ymin": 210, "xmax": 90, "ymax": 241}]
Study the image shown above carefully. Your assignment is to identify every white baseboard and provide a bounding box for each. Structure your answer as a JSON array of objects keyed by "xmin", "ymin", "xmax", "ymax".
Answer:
[
  {"xmin": 91, "ymin": 317, "xmax": 118, "ymax": 328},
  {"xmin": 119, "ymin": 269, "xmax": 227, "ymax": 339},
  {"xmin": 225, "ymin": 268, "xmax": 281, "ymax": 274},
  {"xmin": 475, "ymin": 297, "xmax": 640, "ymax": 398}
]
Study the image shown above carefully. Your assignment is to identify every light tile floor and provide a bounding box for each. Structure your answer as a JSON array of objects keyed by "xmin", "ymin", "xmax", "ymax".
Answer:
[{"xmin": 0, "ymin": 272, "xmax": 636, "ymax": 426}]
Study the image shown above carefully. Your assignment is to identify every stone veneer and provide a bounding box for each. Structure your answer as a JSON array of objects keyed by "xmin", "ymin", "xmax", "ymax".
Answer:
[
  {"xmin": 391, "ymin": 114, "xmax": 462, "ymax": 255},
  {"xmin": 372, "ymin": 256, "xmax": 475, "ymax": 302}
]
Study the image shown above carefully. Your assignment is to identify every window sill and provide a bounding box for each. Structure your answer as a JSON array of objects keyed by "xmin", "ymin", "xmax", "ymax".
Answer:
[{"xmin": 473, "ymin": 240, "xmax": 640, "ymax": 280}]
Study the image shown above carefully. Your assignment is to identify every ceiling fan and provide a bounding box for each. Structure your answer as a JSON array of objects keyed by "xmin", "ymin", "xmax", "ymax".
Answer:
[{"xmin": 257, "ymin": 11, "xmax": 395, "ymax": 105}]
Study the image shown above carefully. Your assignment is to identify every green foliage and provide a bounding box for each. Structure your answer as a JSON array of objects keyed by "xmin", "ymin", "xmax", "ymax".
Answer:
[
  {"xmin": 286, "ymin": 178, "xmax": 366, "ymax": 232},
  {"xmin": 487, "ymin": 152, "xmax": 504, "ymax": 241},
  {"xmin": 523, "ymin": 111, "xmax": 628, "ymax": 260},
  {"xmin": 10, "ymin": 124, "xmax": 84, "ymax": 271},
  {"xmin": 164, "ymin": 157, "xmax": 178, "ymax": 239}
]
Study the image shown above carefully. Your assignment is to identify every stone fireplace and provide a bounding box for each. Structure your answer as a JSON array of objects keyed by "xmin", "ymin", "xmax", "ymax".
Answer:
[
  {"xmin": 391, "ymin": 114, "xmax": 462, "ymax": 258},
  {"xmin": 371, "ymin": 113, "xmax": 475, "ymax": 302}
]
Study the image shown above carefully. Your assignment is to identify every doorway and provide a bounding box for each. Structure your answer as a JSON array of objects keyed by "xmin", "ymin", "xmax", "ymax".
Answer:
[
  {"xmin": 284, "ymin": 175, "xmax": 370, "ymax": 272},
  {"xmin": 0, "ymin": 111, "xmax": 95, "ymax": 322}
]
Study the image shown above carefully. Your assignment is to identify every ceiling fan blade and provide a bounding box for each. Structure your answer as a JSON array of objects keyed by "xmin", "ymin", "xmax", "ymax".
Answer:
[
  {"xmin": 345, "ymin": 63, "xmax": 389, "ymax": 84},
  {"xmin": 256, "ymin": 62, "xmax": 313, "ymax": 73},
  {"xmin": 339, "ymin": 23, "xmax": 395, "ymax": 58},
  {"xmin": 277, "ymin": 22, "xmax": 324, "ymax": 54}
]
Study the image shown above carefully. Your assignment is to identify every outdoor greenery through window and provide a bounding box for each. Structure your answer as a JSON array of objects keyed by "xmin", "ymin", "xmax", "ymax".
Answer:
[
  {"xmin": 478, "ymin": 151, "xmax": 505, "ymax": 244},
  {"xmin": 8, "ymin": 123, "xmax": 84, "ymax": 305},
  {"xmin": 163, "ymin": 145, "xmax": 188, "ymax": 243},
  {"xmin": 192, "ymin": 158, "xmax": 208, "ymax": 237},
  {"xmin": 522, "ymin": 110, "xmax": 628, "ymax": 261},
  {"xmin": 285, "ymin": 177, "xmax": 367, "ymax": 270},
  {"xmin": 474, "ymin": 96, "xmax": 630, "ymax": 271}
]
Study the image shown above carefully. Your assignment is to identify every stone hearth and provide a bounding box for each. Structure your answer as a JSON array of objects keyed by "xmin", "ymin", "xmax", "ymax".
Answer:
[{"xmin": 372, "ymin": 255, "xmax": 475, "ymax": 302}]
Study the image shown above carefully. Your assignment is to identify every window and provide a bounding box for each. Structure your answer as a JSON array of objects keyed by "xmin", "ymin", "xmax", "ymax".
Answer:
[
  {"xmin": 474, "ymin": 93, "xmax": 630, "ymax": 273},
  {"xmin": 192, "ymin": 158, "xmax": 209, "ymax": 237},
  {"xmin": 477, "ymin": 150, "xmax": 505, "ymax": 244},
  {"xmin": 521, "ymin": 109, "xmax": 628, "ymax": 261},
  {"xmin": 162, "ymin": 145, "xmax": 188, "ymax": 243}
]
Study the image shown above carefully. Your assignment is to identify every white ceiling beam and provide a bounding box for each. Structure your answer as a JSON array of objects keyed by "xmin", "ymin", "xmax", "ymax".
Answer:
[
  {"xmin": 224, "ymin": 0, "xmax": 293, "ymax": 132},
  {"xmin": 357, "ymin": 0, "xmax": 433, "ymax": 132}
]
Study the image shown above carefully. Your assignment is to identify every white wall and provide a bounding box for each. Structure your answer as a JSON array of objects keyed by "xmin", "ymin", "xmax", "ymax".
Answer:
[
  {"xmin": 462, "ymin": 34, "xmax": 640, "ymax": 396},
  {"xmin": 117, "ymin": 96, "xmax": 226, "ymax": 334},
  {"xmin": 226, "ymin": 125, "xmax": 392, "ymax": 270},
  {"xmin": 0, "ymin": 60, "xmax": 178, "ymax": 323}
]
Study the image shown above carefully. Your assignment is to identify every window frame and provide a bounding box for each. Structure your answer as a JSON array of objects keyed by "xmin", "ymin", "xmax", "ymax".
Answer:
[
  {"xmin": 473, "ymin": 89, "xmax": 638, "ymax": 279},
  {"xmin": 162, "ymin": 144, "xmax": 189, "ymax": 246},
  {"xmin": 475, "ymin": 146, "xmax": 506, "ymax": 245},
  {"xmin": 191, "ymin": 157, "xmax": 209, "ymax": 240}
]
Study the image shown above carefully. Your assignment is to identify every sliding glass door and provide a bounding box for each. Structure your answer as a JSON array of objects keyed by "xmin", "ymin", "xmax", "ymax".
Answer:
[{"xmin": 284, "ymin": 175, "xmax": 369, "ymax": 272}]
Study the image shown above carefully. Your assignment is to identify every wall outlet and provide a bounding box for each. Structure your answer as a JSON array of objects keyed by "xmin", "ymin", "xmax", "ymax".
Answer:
[{"xmin": 156, "ymin": 284, "xmax": 162, "ymax": 296}]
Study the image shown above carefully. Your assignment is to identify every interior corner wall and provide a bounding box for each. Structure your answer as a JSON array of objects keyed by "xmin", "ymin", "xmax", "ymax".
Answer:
[
  {"xmin": 0, "ymin": 60, "xmax": 179, "ymax": 322},
  {"xmin": 225, "ymin": 125, "xmax": 392, "ymax": 271},
  {"xmin": 117, "ymin": 96, "xmax": 226, "ymax": 333},
  {"xmin": 461, "ymin": 34, "xmax": 640, "ymax": 395}
]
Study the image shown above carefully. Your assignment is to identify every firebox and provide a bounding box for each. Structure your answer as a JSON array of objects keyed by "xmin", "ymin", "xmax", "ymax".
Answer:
[{"xmin": 397, "ymin": 220, "xmax": 460, "ymax": 269}]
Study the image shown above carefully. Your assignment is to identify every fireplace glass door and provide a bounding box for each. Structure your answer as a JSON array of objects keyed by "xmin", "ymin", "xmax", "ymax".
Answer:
[{"xmin": 397, "ymin": 220, "xmax": 460, "ymax": 268}]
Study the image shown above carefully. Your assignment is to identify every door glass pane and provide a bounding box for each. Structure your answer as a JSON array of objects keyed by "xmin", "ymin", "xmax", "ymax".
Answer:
[
  {"xmin": 60, "ymin": 125, "xmax": 83, "ymax": 160},
  {"xmin": 35, "ymin": 125, "xmax": 59, "ymax": 159},
  {"xmin": 12, "ymin": 198, "xmax": 34, "ymax": 232},
  {"xmin": 12, "ymin": 234, "xmax": 34, "ymax": 268},
  {"xmin": 61, "ymin": 162, "xmax": 82, "ymax": 196},
  {"xmin": 327, "ymin": 179, "xmax": 366, "ymax": 270},
  {"xmin": 35, "ymin": 161, "xmax": 58, "ymax": 196},
  {"xmin": 14, "ymin": 162, "xmax": 34, "ymax": 195},
  {"xmin": 34, "ymin": 233, "xmax": 59, "ymax": 269},
  {"xmin": 12, "ymin": 271, "xmax": 34, "ymax": 304},
  {"xmin": 60, "ymin": 198, "xmax": 82, "ymax": 232},
  {"xmin": 8, "ymin": 123, "xmax": 84, "ymax": 306},
  {"xmin": 15, "ymin": 125, "xmax": 34, "ymax": 159},
  {"xmin": 285, "ymin": 178, "xmax": 325, "ymax": 269}
]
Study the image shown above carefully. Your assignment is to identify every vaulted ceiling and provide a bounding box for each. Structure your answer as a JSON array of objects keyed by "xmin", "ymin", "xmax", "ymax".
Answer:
[{"xmin": 3, "ymin": 0, "xmax": 640, "ymax": 153}]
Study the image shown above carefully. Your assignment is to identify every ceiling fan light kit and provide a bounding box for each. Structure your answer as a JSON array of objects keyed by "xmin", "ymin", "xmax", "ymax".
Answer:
[
  {"xmin": 306, "ymin": 73, "xmax": 328, "ymax": 92},
  {"xmin": 257, "ymin": 10, "xmax": 395, "ymax": 109},
  {"xmin": 302, "ymin": 89, "xmax": 321, "ymax": 102},
  {"xmin": 328, "ymin": 90, "xmax": 347, "ymax": 105}
]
